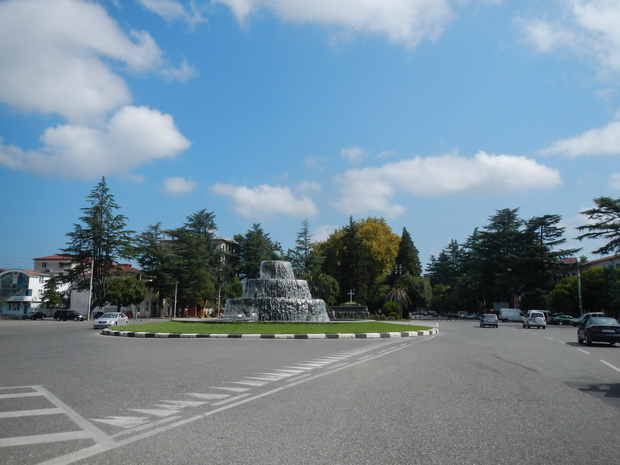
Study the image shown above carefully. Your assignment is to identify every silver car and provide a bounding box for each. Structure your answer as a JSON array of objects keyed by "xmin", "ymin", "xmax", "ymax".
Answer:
[
  {"xmin": 480, "ymin": 313, "xmax": 499, "ymax": 328},
  {"xmin": 93, "ymin": 312, "xmax": 129, "ymax": 329}
]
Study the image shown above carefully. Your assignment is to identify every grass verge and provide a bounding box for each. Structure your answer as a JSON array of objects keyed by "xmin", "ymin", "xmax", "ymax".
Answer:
[{"xmin": 113, "ymin": 321, "xmax": 432, "ymax": 335}]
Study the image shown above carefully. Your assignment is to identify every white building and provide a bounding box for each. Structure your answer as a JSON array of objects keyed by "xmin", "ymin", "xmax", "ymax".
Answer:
[{"xmin": 0, "ymin": 269, "xmax": 50, "ymax": 317}]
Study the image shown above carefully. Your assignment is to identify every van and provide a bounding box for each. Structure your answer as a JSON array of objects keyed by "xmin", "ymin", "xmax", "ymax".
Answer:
[{"xmin": 498, "ymin": 308, "xmax": 522, "ymax": 322}]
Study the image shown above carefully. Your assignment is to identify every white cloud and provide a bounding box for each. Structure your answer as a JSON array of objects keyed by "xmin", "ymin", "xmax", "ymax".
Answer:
[
  {"xmin": 210, "ymin": 184, "xmax": 319, "ymax": 218},
  {"xmin": 333, "ymin": 151, "xmax": 562, "ymax": 216},
  {"xmin": 138, "ymin": 0, "xmax": 206, "ymax": 26},
  {"xmin": 539, "ymin": 119, "xmax": 620, "ymax": 156},
  {"xmin": 160, "ymin": 177, "xmax": 198, "ymax": 195},
  {"xmin": 609, "ymin": 173, "xmax": 620, "ymax": 189},
  {"xmin": 304, "ymin": 156, "xmax": 329, "ymax": 170},
  {"xmin": 518, "ymin": 1, "xmax": 620, "ymax": 77},
  {"xmin": 215, "ymin": 0, "xmax": 455, "ymax": 48},
  {"xmin": 298, "ymin": 181, "xmax": 322, "ymax": 193},
  {"xmin": 313, "ymin": 224, "xmax": 339, "ymax": 243},
  {"xmin": 0, "ymin": 0, "xmax": 165, "ymax": 123},
  {"xmin": 340, "ymin": 146, "xmax": 368, "ymax": 163},
  {"xmin": 0, "ymin": 0, "xmax": 192, "ymax": 179},
  {"xmin": 159, "ymin": 57, "xmax": 198, "ymax": 82},
  {"xmin": 0, "ymin": 106, "xmax": 190, "ymax": 179}
]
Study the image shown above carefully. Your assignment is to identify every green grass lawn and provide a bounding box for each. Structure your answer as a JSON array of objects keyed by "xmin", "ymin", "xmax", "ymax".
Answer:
[{"xmin": 112, "ymin": 321, "xmax": 432, "ymax": 335}]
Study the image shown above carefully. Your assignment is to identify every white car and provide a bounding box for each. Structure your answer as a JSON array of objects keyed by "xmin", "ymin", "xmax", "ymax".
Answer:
[
  {"xmin": 93, "ymin": 312, "xmax": 129, "ymax": 329},
  {"xmin": 523, "ymin": 310, "xmax": 546, "ymax": 329}
]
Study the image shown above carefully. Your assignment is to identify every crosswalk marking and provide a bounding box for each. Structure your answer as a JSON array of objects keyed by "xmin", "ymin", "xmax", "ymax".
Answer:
[
  {"xmin": 0, "ymin": 431, "xmax": 92, "ymax": 447},
  {"xmin": 0, "ymin": 407, "xmax": 63, "ymax": 418},
  {"xmin": 92, "ymin": 416, "xmax": 150, "ymax": 429},
  {"xmin": 129, "ymin": 408, "xmax": 181, "ymax": 417},
  {"xmin": 186, "ymin": 392, "xmax": 230, "ymax": 400}
]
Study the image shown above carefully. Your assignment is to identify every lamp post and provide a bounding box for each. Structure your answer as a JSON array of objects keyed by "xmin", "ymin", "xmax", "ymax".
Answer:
[
  {"xmin": 577, "ymin": 266, "xmax": 583, "ymax": 315},
  {"xmin": 173, "ymin": 282, "xmax": 178, "ymax": 318}
]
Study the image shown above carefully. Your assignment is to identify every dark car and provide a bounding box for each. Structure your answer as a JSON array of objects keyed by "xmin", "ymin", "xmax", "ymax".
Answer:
[
  {"xmin": 550, "ymin": 314, "xmax": 573, "ymax": 325},
  {"xmin": 480, "ymin": 313, "xmax": 499, "ymax": 328},
  {"xmin": 22, "ymin": 310, "xmax": 46, "ymax": 320},
  {"xmin": 53, "ymin": 310, "xmax": 85, "ymax": 321},
  {"xmin": 577, "ymin": 317, "xmax": 620, "ymax": 346}
]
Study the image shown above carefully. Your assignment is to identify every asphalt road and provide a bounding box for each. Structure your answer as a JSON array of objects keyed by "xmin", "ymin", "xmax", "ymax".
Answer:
[{"xmin": 1, "ymin": 318, "xmax": 619, "ymax": 464}]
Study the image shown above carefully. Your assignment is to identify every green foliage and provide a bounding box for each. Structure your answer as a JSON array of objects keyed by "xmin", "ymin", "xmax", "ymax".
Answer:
[
  {"xmin": 317, "ymin": 217, "xmax": 400, "ymax": 305},
  {"xmin": 119, "ymin": 321, "xmax": 432, "ymax": 334},
  {"xmin": 106, "ymin": 274, "xmax": 148, "ymax": 311},
  {"xmin": 576, "ymin": 196, "xmax": 620, "ymax": 255},
  {"xmin": 429, "ymin": 208, "xmax": 577, "ymax": 312},
  {"xmin": 233, "ymin": 224, "xmax": 274, "ymax": 279},
  {"xmin": 62, "ymin": 177, "xmax": 134, "ymax": 311},
  {"xmin": 41, "ymin": 277, "xmax": 69, "ymax": 309},
  {"xmin": 395, "ymin": 227, "xmax": 421, "ymax": 277},
  {"xmin": 546, "ymin": 276, "xmax": 579, "ymax": 314},
  {"xmin": 287, "ymin": 220, "xmax": 323, "ymax": 278},
  {"xmin": 381, "ymin": 300, "xmax": 401, "ymax": 318},
  {"xmin": 385, "ymin": 286, "xmax": 410, "ymax": 318},
  {"xmin": 547, "ymin": 267, "xmax": 620, "ymax": 318}
]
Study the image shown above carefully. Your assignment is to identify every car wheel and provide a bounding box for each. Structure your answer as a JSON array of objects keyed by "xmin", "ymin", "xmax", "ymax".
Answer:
[
  {"xmin": 586, "ymin": 335, "xmax": 592, "ymax": 346},
  {"xmin": 578, "ymin": 335, "xmax": 583, "ymax": 344}
]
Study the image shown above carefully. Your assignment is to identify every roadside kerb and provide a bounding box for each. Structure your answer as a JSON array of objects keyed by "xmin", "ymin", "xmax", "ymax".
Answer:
[{"xmin": 101, "ymin": 328, "xmax": 438, "ymax": 339}]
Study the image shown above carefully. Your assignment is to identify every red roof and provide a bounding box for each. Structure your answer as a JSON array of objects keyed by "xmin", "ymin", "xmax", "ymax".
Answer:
[{"xmin": 33, "ymin": 254, "xmax": 72, "ymax": 261}]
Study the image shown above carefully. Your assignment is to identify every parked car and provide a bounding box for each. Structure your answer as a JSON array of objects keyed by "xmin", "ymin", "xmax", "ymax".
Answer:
[
  {"xmin": 22, "ymin": 310, "xmax": 46, "ymax": 320},
  {"xmin": 577, "ymin": 317, "xmax": 620, "ymax": 346},
  {"xmin": 480, "ymin": 313, "xmax": 499, "ymax": 328},
  {"xmin": 550, "ymin": 314, "xmax": 573, "ymax": 325},
  {"xmin": 571, "ymin": 312, "xmax": 605, "ymax": 327},
  {"xmin": 523, "ymin": 310, "xmax": 546, "ymax": 329},
  {"xmin": 53, "ymin": 310, "xmax": 85, "ymax": 321},
  {"xmin": 93, "ymin": 312, "xmax": 129, "ymax": 329}
]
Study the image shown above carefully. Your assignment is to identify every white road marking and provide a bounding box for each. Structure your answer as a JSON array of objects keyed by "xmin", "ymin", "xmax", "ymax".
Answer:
[
  {"xmin": 211, "ymin": 386, "xmax": 250, "ymax": 393},
  {"xmin": 186, "ymin": 392, "xmax": 230, "ymax": 400},
  {"xmin": 158, "ymin": 400, "xmax": 207, "ymax": 408},
  {"xmin": 129, "ymin": 408, "xmax": 181, "ymax": 417},
  {"xmin": 577, "ymin": 348, "xmax": 590, "ymax": 354},
  {"xmin": 600, "ymin": 360, "xmax": 620, "ymax": 373},
  {"xmin": 0, "ymin": 431, "xmax": 92, "ymax": 447},
  {"xmin": 230, "ymin": 380, "xmax": 269, "ymax": 387},
  {"xmin": 0, "ymin": 407, "xmax": 63, "ymax": 418},
  {"xmin": 91, "ymin": 416, "xmax": 150, "ymax": 429}
]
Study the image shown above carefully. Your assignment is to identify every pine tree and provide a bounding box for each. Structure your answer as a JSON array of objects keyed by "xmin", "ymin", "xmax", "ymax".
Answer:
[{"xmin": 62, "ymin": 177, "xmax": 134, "ymax": 314}]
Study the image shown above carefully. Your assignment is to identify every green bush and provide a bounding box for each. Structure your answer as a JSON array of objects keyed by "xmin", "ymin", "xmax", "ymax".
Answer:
[{"xmin": 383, "ymin": 301, "xmax": 401, "ymax": 318}]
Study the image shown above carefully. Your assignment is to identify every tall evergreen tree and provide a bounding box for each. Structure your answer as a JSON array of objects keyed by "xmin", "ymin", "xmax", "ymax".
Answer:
[
  {"xmin": 395, "ymin": 227, "xmax": 421, "ymax": 277},
  {"xmin": 134, "ymin": 223, "xmax": 176, "ymax": 316},
  {"xmin": 167, "ymin": 210, "xmax": 218, "ymax": 311},
  {"xmin": 233, "ymin": 224, "xmax": 274, "ymax": 279},
  {"xmin": 576, "ymin": 196, "xmax": 620, "ymax": 255},
  {"xmin": 288, "ymin": 220, "xmax": 323, "ymax": 278},
  {"xmin": 62, "ymin": 177, "xmax": 134, "ymax": 314}
]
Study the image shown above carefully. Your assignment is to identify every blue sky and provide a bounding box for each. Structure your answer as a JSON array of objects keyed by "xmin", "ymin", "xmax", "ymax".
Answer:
[{"xmin": 1, "ymin": 0, "xmax": 619, "ymax": 271}]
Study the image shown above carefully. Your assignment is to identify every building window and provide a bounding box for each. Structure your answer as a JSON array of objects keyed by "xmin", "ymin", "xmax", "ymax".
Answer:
[{"xmin": 41, "ymin": 262, "xmax": 47, "ymax": 269}]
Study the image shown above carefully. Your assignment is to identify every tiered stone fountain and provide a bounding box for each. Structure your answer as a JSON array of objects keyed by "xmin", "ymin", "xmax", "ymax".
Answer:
[{"xmin": 223, "ymin": 253, "xmax": 330, "ymax": 322}]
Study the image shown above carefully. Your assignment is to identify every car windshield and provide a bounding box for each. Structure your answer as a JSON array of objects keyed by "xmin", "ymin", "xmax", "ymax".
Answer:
[
  {"xmin": 589, "ymin": 317, "xmax": 619, "ymax": 326},
  {"xmin": 483, "ymin": 314, "xmax": 497, "ymax": 319},
  {"xmin": 530, "ymin": 313, "xmax": 543, "ymax": 318},
  {"xmin": 101, "ymin": 313, "xmax": 118, "ymax": 318}
]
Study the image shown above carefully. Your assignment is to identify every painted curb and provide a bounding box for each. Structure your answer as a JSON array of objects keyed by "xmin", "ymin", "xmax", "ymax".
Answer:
[{"xmin": 101, "ymin": 328, "xmax": 438, "ymax": 339}]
